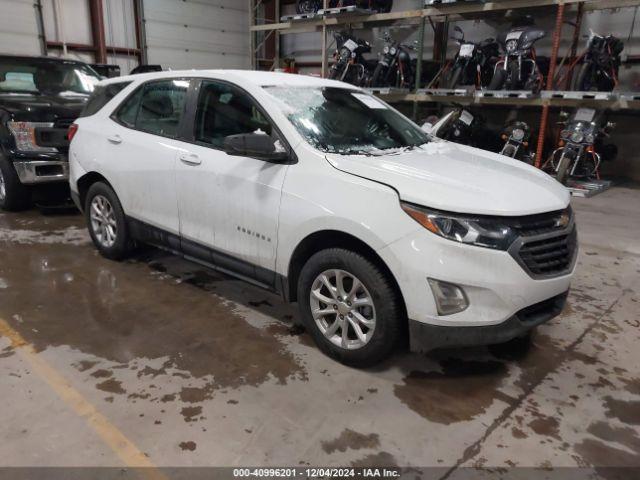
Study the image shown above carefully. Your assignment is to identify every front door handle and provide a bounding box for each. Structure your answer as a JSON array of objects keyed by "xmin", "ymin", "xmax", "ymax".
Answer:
[
  {"xmin": 179, "ymin": 153, "xmax": 201, "ymax": 166},
  {"xmin": 107, "ymin": 134, "xmax": 122, "ymax": 144}
]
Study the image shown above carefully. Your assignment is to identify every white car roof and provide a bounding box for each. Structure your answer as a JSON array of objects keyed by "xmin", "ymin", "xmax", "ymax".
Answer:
[{"xmin": 99, "ymin": 69, "xmax": 358, "ymax": 90}]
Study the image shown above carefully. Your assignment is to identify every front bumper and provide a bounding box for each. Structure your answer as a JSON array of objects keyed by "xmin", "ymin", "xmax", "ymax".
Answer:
[
  {"xmin": 14, "ymin": 160, "xmax": 69, "ymax": 185},
  {"xmin": 408, "ymin": 291, "xmax": 568, "ymax": 352}
]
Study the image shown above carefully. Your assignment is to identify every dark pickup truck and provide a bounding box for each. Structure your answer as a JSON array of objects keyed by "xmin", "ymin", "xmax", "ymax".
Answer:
[{"xmin": 0, "ymin": 55, "xmax": 102, "ymax": 210}]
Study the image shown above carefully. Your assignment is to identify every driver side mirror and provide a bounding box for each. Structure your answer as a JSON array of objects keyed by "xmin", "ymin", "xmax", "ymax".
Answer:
[{"xmin": 223, "ymin": 134, "xmax": 290, "ymax": 162}]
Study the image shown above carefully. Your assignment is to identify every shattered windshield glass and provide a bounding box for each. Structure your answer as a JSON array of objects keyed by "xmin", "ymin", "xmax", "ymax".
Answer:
[{"xmin": 263, "ymin": 86, "xmax": 430, "ymax": 156}]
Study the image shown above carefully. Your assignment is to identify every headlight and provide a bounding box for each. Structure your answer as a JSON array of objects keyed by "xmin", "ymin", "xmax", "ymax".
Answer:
[
  {"xmin": 512, "ymin": 128, "xmax": 525, "ymax": 141},
  {"xmin": 585, "ymin": 133, "xmax": 595, "ymax": 144},
  {"xmin": 389, "ymin": 47, "xmax": 397, "ymax": 56},
  {"xmin": 401, "ymin": 203, "xmax": 519, "ymax": 250},
  {"xmin": 7, "ymin": 121, "xmax": 56, "ymax": 152},
  {"xmin": 570, "ymin": 131, "xmax": 584, "ymax": 143},
  {"xmin": 383, "ymin": 46, "xmax": 390, "ymax": 54}
]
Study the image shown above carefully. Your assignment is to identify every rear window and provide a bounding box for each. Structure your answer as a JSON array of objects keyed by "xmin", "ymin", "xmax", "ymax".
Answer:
[{"xmin": 80, "ymin": 81, "xmax": 132, "ymax": 117}]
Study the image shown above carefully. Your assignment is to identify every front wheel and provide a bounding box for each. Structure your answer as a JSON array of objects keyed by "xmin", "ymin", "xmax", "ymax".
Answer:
[
  {"xmin": 297, "ymin": 248, "xmax": 403, "ymax": 367},
  {"xmin": 488, "ymin": 68, "xmax": 506, "ymax": 90},
  {"xmin": 85, "ymin": 182, "xmax": 133, "ymax": 260},
  {"xmin": 370, "ymin": 63, "xmax": 388, "ymax": 87},
  {"xmin": 555, "ymin": 154, "xmax": 573, "ymax": 185},
  {"xmin": 0, "ymin": 155, "xmax": 31, "ymax": 211},
  {"xmin": 445, "ymin": 65, "xmax": 463, "ymax": 89}
]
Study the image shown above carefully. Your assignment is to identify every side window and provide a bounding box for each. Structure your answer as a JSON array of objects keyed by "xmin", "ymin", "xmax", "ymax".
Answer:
[
  {"xmin": 136, "ymin": 80, "xmax": 189, "ymax": 138},
  {"xmin": 80, "ymin": 81, "xmax": 131, "ymax": 118},
  {"xmin": 194, "ymin": 80, "xmax": 279, "ymax": 149},
  {"xmin": 113, "ymin": 79, "xmax": 189, "ymax": 138}
]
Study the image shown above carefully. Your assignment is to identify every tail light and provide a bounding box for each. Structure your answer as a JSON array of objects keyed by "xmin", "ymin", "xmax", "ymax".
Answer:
[{"xmin": 68, "ymin": 123, "xmax": 79, "ymax": 142}]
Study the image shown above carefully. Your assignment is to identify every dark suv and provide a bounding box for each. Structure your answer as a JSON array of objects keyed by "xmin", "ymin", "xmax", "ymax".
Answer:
[{"xmin": 0, "ymin": 55, "xmax": 102, "ymax": 210}]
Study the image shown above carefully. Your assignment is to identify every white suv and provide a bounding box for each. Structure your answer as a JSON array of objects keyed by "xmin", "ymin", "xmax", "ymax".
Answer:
[{"xmin": 69, "ymin": 71, "xmax": 577, "ymax": 366}]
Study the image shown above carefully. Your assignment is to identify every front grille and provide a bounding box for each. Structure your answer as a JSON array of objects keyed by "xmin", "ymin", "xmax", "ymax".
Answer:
[
  {"xmin": 509, "ymin": 208, "xmax": 571, "ymax": 237},
  {"xmin": 516, "ymin": 227, "xmax": 578, "ymax": 277}
]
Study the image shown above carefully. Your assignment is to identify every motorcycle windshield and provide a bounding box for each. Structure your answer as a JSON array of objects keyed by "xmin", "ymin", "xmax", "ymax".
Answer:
[{"xmin": 519, "ymin": 28, "xmax": 545, "ymax": 49}]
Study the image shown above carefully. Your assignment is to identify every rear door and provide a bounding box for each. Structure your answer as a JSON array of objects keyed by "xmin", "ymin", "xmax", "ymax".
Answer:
[{"xmin": 104, "ymin": 78, "xmax": 190, "ymax": 237}]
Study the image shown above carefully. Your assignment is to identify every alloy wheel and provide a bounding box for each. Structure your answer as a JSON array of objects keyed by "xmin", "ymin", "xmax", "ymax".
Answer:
[
  {"xmin": 309, "ymin": 269, "xmax": 376, "ymax": 350},
  {"xmin": 90, "ymin": 195, "xmax": 118, "ymax": 248}
]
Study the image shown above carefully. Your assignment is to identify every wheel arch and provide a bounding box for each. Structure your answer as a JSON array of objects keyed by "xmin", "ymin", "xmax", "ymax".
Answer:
[
  {"xmin": 76, "ymin": 171, "xmax": 114, "ymax": 211},
  {"xmin": 285, "ymin": 230, "xmax": 407, "ymax": 316}
]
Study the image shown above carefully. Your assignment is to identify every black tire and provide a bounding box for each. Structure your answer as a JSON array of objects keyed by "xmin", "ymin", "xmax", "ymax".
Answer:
[
  {"xmin": 370, "ymin": 63, "xmax": 388, "ymax": 87},
  {"xmin": 501, "ymin": 143, "xmax": 517, "ymax": 158},
  {"xmin": 296, "ymin": 0, "xmax": 321, "ymax": 14},
  {"xmin": 572, "ymin": 63, "xmax": 591, "ymax": 91},
  {"xmin": 555, "ymin": 154, "xmax": 572, "ymax": 185},
  {"xmin": 84, "ymin": 182, "xmax": 133, "ymax": 260},
  {"xmin": 0, "ymin": 155, "xmax": 31, "ymax": 211},
  {"xmin": 297, "ymin": 248, "xmax": 403, "ymax": 367},
  {"xmin": 488, "ymin": 68, "xmax": 506, "ymax": 90},
  {"xmin": 445, "ymin": 65, "xmax": 463, "ymax": 89}
]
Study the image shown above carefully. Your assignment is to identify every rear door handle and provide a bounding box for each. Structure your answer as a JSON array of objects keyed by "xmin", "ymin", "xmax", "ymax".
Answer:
[
  {"xmin": 178, "ymin": 153, "xmax": 201, "ymax": 166},
  {"xmin": 107, "ymin": 135, "xmax": 122, "ymax": 144}
]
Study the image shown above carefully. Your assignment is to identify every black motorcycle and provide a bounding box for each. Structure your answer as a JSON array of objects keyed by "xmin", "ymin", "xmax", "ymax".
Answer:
[
  {"xmin": 572, "ymin": 30, "xmax": 624, "ymax": 92},
  {"xmin": 445, "ymin": 26, "xmax": 500, "ymax": 89},
  {"xmin": 499, "ymin": 120, "xmax": 535, "ymax": 165},
  {"xmin": 489, "ymin": 23, "xmax": 545, "ymax": 91},
  {"xmin": 296, "ymin": 0, "xmax": 392, "ymax": 14},
  {"xmin": 329, "ymin": 31, "xmax": 373, "ymax": 86},
  {"xmin": 548, "ymin": 108, "xmax": 616, "ymax": 185},
  {"xmin": 370, "ymin": 32, "xmax": 416, "ymax": 88},
  {"xmin": 427, "ymin": 107, "xmax": 498, "ymax": 151}
]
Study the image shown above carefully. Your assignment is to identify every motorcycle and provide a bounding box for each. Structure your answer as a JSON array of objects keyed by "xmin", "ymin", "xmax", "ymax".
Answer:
[
  {"xmin": 370, "ymin": 31, "xmax": 417, "ymax": 88},
  {"xmin": 424, "ymin": 107, "xmax": 498, "ymax": 151},
  {"xmin": 296, "ymin": 0, "xmax": 392, "ymax": 14},
  {"xmin": 488, "ymin": 21, "xmax": 545, "ymax": 92},
  {"xmin": 329, "ymin": 31, "xmax": 374, "ymax": 86},
  {"xmin": 547, "ymin": 108, "xmax": 616, "ymax": 185},
  {"xmin": 499, "ymin": 120, "xmax": 535, "ymax": 165},
  {"xmin": 572, "ymin": 30, "xmax": 624, "ymax": 92},
  {"xmin": 445, "ymin": 26, "xmax": 500, "ymax": 89}
]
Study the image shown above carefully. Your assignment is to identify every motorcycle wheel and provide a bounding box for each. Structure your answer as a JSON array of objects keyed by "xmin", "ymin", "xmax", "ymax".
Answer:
[
  {"xmin": 445, "ymin": 66, "xmax": 463, "ymax": 89},
  {"xmin": 501, "ymin": 143, "xmax": 518, "ymax": 158},
  {"xmin": 488, "ymin": 68, "xmax": 506, "ymax": 90},
  {"xmin": 556, "ymin": 154, "xmax": 572, "ymax": 185},
  {"xmin": 328, "ymin": 66, "xmax": 341, "ymax": 80},
  {"xmin": 296, "ymin": 0, "xmax": 321, "ymax": 14},
  {"xmin": 572, "ymin": 63, "xmax": 592, "ymax": 91},
  {"xmin": 371, "ymin": 63, "xmax": 388, "ymax": 87}
]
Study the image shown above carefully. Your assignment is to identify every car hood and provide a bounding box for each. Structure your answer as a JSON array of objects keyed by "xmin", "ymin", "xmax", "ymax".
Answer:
[
  {"xmin": 325, "ymin": 141, "xmax": 570, "ymax": 216},
  {"xmin": 0, "ymin": 92, "xmax": 88, "ymax": 122}
]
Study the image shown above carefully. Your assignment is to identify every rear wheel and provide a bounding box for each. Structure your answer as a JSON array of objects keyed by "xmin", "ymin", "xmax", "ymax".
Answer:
[
  {"xmin": 85, "ymin": 182, "xmax": 133, "ymax": 260},
  {"xmin": 297, "ymin": 248, "xmax": 402, "ymax": 367},
  {"xmin": 0, "ymin": 155, "xmax": 31, "ymax": 211}
]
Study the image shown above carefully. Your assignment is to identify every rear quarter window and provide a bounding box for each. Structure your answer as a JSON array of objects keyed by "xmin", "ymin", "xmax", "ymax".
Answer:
[{"xmin": 80, "ymin": 81, "xmax": 132, "ymax": 118}]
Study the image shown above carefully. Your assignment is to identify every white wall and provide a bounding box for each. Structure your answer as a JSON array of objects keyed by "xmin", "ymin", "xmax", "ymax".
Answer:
[
  {"xmin": 142, "ymin": 0, "xmax": 250, "ymax": 70},
  {"xmin": 0, "ymin": 0, "xmax": 42, "ymax": 55}
]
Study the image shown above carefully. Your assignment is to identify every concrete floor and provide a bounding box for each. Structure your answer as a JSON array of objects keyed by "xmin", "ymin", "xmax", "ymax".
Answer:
[{"xmin": 0, "ymin": 186, "xmax": 639, "ymax": 474}]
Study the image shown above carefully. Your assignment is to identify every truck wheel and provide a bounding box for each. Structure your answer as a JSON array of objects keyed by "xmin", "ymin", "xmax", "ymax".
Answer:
[
  {"xmin": 297, "ymin": 248, "xmax": 403, "ymax": 367},
  {"xmin": 0, "ymin": 155, "xmax": 31, "ymax": 211},
  {"xmin": 85, "ymin": 182, "xmax": 133, "ymax": 260}
]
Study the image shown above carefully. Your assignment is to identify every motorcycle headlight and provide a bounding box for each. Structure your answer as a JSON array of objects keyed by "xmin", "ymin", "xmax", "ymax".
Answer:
[
  {"xmin": 585, "ymin": 133, "xmax": 595, "ymax": 144},
  {"xmin": 506, "ymin": 40, "xmax": 517, "ymax": 53},
  {"xmin": 570, "ymin": 131, "xmax": 584, "ymax": 143},
  {"xmin": 401, "ymin": 203, "xmax": 519, "ymax": 251},
  {"xmin": 383, "ymin": 46, "xmax": 390, "ymax": 54},
  {"xmin": 389, "ymin": 47, "xmax": 397, "ymax": 56},
  {"xmin": 7, "ymin": 121, "xmax": 57, "ymax": 153},
  {"xmin": 512, "ymin": 128, "xmax": 525, "ymax": 141}
]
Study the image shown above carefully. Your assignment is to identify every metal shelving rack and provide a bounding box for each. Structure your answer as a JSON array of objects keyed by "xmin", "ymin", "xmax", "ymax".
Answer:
[{"xmin": 249, "ymin": 0, "xmax": 640, "ymax": 165}]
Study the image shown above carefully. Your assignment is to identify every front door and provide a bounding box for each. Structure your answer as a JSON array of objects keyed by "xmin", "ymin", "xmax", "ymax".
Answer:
[{"xmin": 175, "ymin": 79, "xmax": 290, "ymax": 286}]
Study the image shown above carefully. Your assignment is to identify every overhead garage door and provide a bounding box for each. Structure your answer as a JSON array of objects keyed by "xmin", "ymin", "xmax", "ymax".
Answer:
[{"xmin": 143, "ymin": 0, "xmax": 250, "ymax": 70}]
